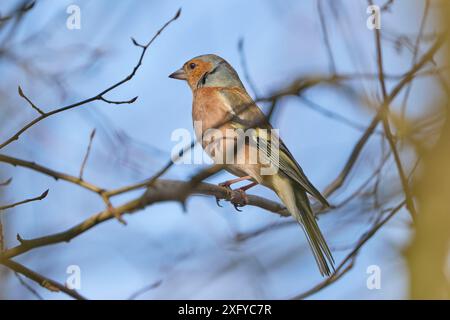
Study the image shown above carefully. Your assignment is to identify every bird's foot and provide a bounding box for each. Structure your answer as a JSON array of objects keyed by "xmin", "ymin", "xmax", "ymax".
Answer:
[
  {"xmin": 230, "ymin": 188, "xmax": 248, "ymax": 212},
  {"xmin": 216, "ymin": 182, "xmax": 232, "ymax": 207}
]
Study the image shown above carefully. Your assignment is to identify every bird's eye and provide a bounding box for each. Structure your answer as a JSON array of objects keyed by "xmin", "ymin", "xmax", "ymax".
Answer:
[{"xmin": 189, "ymin": 63, "xmax": 196, "ymax": 70}]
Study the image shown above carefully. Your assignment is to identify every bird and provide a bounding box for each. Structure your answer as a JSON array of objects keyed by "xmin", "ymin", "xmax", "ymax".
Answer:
[{"xmin": 169, "ymin": 54, "xmax": 334, "ymax": 276}]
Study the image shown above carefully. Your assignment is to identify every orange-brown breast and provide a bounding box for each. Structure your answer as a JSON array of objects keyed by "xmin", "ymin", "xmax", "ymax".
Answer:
[{"xmin": 192, "ymin": 87, "xmax": 232, "ymax": 134}]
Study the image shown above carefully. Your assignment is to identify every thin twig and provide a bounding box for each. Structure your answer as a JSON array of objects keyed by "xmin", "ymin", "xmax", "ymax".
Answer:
[
  {"xmin": 0, "ymin": 8, "xmax": 181, "ymax": 150},
  {"xmin": 370, "ymin": 0, "xmax": 417, "ymax": 219},
  {"xmin": 237, "ymin": 38, "xmax": 260, "ymax": 98},
  {"xmin": 99, "ymin": 96, "xmax": 138, "ymax": 105},
  {"xmin": 0, "ymin": 177, "xmax": 12, "ymax": 186},
  {"xmin": 14, "ymin": 272, "xmax": 44, "ymax": 300},
  {"xmin": 298, "ymin": 95, "xmax": 383, "ymax": 134},
  {"xmin": 317, "ymin": 0, "xmax": 336, "ymax": 74},
  {"xmin": 0, "ymin": 153, "xmax": 104, "ymax": 193},
  {"xmin": 18, "ymin": 86, "xmax": 45, "ymax": 115},
  {"xmin": 0, "ymin": 218, "xmax": 4, "ymax": 252},
  {"xmin": 1, "ymin": 259, "xmax": 86, "ymax": 300},
  {"xmin": 400, "ymin": 0, "xmax": 430, "ymax": 118},
  {"xmin": 0, "ymin": 0, "xmax": 35, "ymax": 24},
  {"xmin": 128, "ymin": 280, "xmax": 163, "ymax": 300},
  {"xmin": 0, "ymin": 189, "xmax": 49, "ymax": 212},
  {"xmin": 79, "ymin": 129, "xmax": 96, "ymax": 180}
]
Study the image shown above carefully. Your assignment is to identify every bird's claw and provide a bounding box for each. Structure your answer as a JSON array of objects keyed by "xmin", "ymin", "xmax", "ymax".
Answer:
[
  {"xmin": 216, "ymin": 182, "xmax": 232, "ymax": 208},
  {"xmin": 216, "ymin": 183, "xmax": 248, "ymax": 211},
  {"xmin": 230, "ymin": 189, "xmax": 248, "ymax": 212},
  {"xmin": 233, "ymin": 204, "xmax": 243, "ymax": 212},
  {"xmin": 215, "ymin": 197, "xmax": 223, "ymax": 207}
]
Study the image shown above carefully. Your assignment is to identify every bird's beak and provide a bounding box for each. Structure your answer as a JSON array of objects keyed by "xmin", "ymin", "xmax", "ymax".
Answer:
[{"xmin": 169, "ymin": 68, "xmax": 187, "ymax": 80}]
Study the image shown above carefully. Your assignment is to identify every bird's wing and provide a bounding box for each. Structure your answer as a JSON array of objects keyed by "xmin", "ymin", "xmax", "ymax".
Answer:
[{"xmin": 219, "ymin": 87, "xmax": 330, "ymax": 207}]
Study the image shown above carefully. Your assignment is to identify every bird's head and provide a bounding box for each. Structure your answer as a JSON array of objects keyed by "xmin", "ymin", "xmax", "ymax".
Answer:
[{"xmin": 169, "ymin": 54, "xmax": 244, "ymax": 91}]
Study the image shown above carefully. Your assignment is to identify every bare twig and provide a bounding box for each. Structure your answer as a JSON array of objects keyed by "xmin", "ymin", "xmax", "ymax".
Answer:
[
  {"xmin": 99, "ymin": 96, "xmax": 138, "ymax": 105},
  {"xmin": 128, "ymin": 280, "xmax": 163, "ymax": 300},
  {"xmin": 298, "ymin": 96, "xmax": 382, "ymax": 134},
  {"xmin": 400, "ymin": 0, "xmax": 430, "ymax": 118},
  {"xmin": 79, "ymin": 129, "xmax": 96, "ymax": 180},
  {"xmin": 0, "ymin": 177, "xmax": 12, "ymax": 186},
  {"xmin": 317, "ymin": 0, "xmax": 336, "ymax": 74},
  {"xmin": 1, "ymin": 259, "xmax": 86, "ymax": 300},
  {"xmin": 0, "ymin": 218, "xmax": 4, "ymax": 252},
  {"xmin": 0, "ymin": 8, "xmax": 181, "ymax": 150},
  {"xmin": 237, "ymin": 38, "xmax": 260, "ymax": 98},
  {"xmin": 380, "ymin": 0, "xmax": 395, "ymax": 12},
  {"xmin": 18, "ymin": 86, "xmax": 45, "ymax": 115},
  {"xmin": 0, "ymin": 189, "xmax": 48, "ymax": 212},
  {"xmin": 0, "ymin": 153, "xmax": 104, "ymax": 193},
  {"xmin": 0, "ymin": 0, "xmax": 35, "ymax": 24}
]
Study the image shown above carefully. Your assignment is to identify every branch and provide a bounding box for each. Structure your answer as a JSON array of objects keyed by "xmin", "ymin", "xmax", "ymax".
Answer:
[
  {"xmin": 0, "ymin": 153, "xmax": 124, "ymax": 224},
  {"xmin": 0, "ymin": 179, "xmax": 289, "ymax": 261},
  {"xmin": 1, "ymin": 259, "xmax": 86, "ymax": 300},
  {"xmin": 0, "ymin": 8, "xmax": 181, "ymax": 150},
  {"xmin": 0, "ymin": 189, "xmax": 48, "ymax": 212},
  {"xmin": 0, "ymin": 153, "xmax": 103, "ymax": 193}
]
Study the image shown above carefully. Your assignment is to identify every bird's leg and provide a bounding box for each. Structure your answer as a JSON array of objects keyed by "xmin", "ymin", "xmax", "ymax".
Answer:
[
  {"xmin": 230, "ymin": 182, "xmax": 258, "ymax": 212},
  {"xmin": 215, "ymin": 176, "xmax": 252, "ymax": 207},
  {"xmin": 239, "ymin": 182, "xmax": 258, "ymax": 192},
  {"xmin": 219, "ymin": 176, "xmax": 252, "ymax": 188}
]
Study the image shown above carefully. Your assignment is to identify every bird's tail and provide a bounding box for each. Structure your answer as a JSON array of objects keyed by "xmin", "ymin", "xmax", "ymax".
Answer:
[{"xmin": 275, "ymin": 180, "xmax": 335, "ymax": 277}]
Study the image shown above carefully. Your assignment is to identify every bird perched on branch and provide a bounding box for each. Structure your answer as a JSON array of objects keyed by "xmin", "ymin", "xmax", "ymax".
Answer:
[{"xmin": 169, "ymin": 54, "xmax": 334, "ymax": 276}]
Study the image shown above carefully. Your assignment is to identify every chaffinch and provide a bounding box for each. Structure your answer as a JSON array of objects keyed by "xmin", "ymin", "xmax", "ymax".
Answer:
[{"xmin": 169, "ymin": 54, "xmax": 334, "ymax": 276}]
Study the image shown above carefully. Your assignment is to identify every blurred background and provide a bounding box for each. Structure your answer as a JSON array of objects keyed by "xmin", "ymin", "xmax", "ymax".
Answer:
[{"xmin": 0, "ymin": 0, "xmax": 448, "ymax": 299}]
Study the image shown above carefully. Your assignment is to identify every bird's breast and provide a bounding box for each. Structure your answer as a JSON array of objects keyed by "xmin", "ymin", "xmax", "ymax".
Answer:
[{"xmin": 192, "ymin": 87, "xmax": 232, "ymax": 136}]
